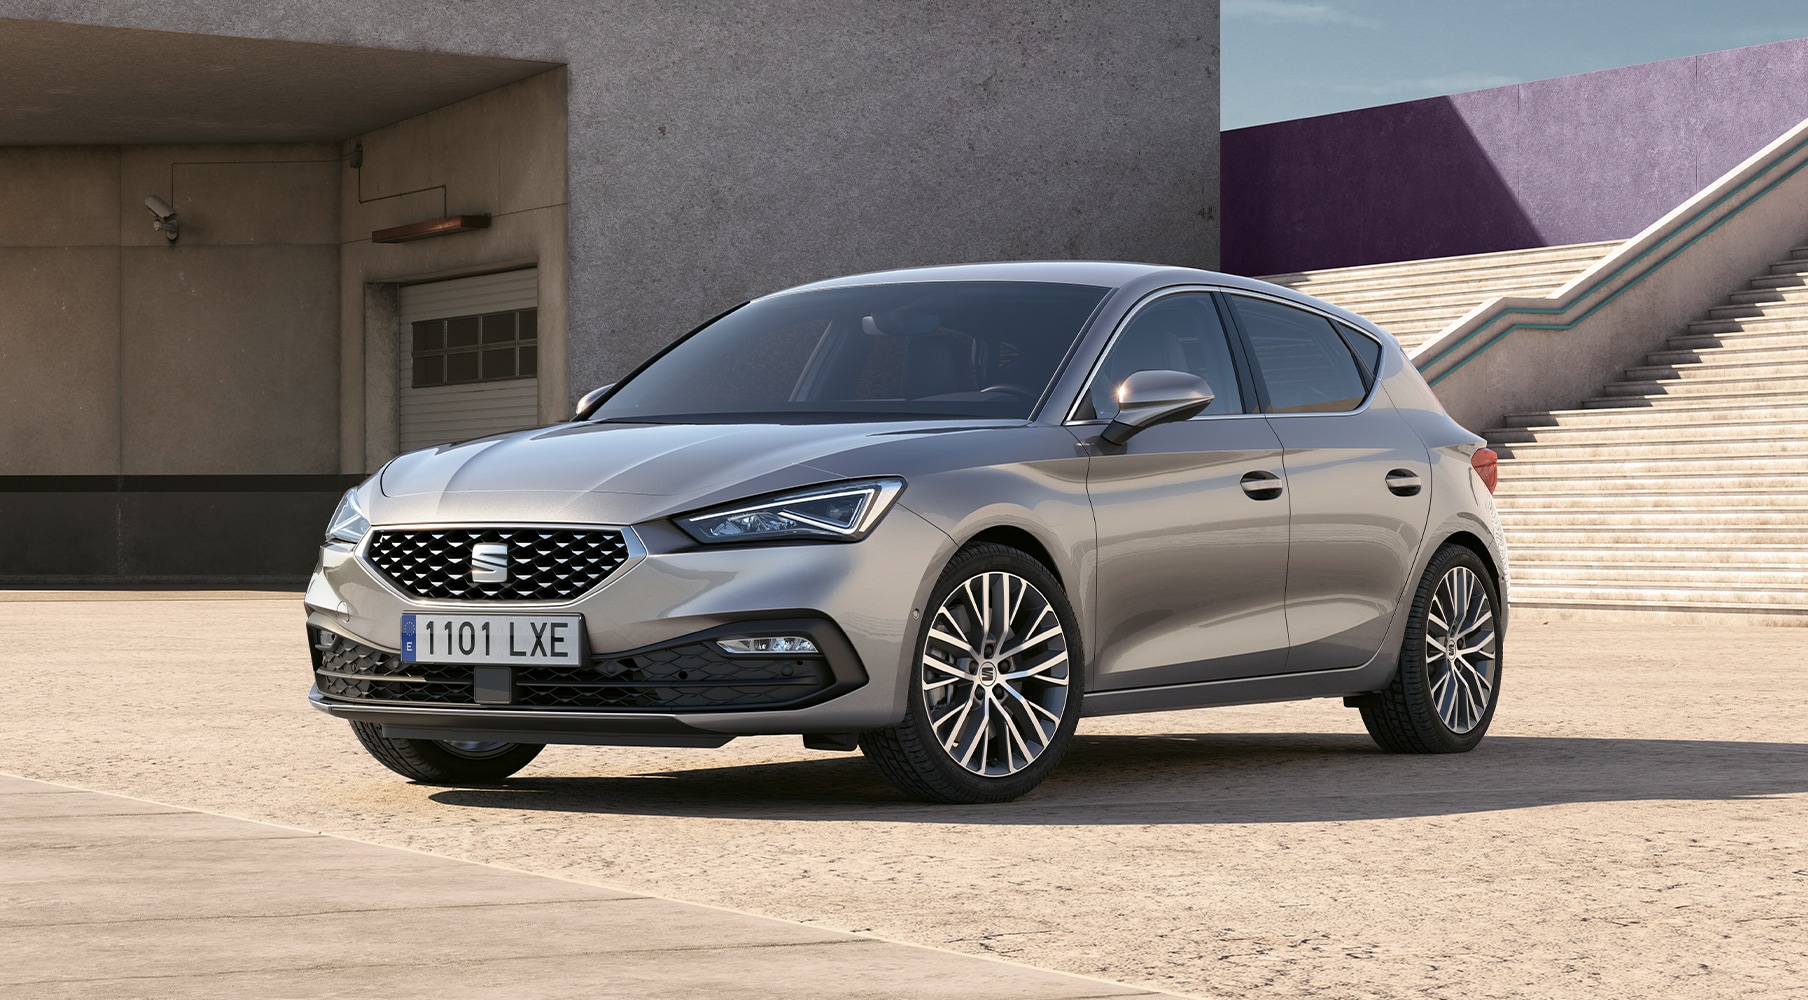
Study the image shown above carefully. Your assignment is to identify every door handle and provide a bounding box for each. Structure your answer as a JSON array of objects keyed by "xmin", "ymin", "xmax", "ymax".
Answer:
[
  {"xmin": 1240, "ymin": 470, "xmax": 1284, "ymax": 501},
  {"xmin": 1385, "ymin": 469, "xmax": 1422, "ymax": 497}
]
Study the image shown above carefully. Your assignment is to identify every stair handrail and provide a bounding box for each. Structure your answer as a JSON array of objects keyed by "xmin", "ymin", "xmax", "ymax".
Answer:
[{"xmin": 1410, "ymin": 114, "xmax": 1808, "ymax": 431}]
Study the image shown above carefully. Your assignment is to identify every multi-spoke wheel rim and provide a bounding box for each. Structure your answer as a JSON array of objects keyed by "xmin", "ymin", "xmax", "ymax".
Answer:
[
  {"xmin": 921, "ymin": 571, "xmax": 1070, "ymax": 777},
  {"xmin": 1425, "ymin": 566, "xmax": 1497, "ymax": 734}
]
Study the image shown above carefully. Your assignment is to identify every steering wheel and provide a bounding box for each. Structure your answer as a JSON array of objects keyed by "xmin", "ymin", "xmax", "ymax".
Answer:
[{"xmin": 980, "ymin": 383, "xmax": 1037, "ymax": 401}]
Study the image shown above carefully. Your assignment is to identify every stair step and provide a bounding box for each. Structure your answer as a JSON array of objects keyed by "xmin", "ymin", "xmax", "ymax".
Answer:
[
  {"xmin": 1495, "ymin": 438, "xmax": 1808, "ymax": 460},
  {"xmin": 1505, "ymin": 527, "xmax": 1808, "ymax": 547},
  {"xmin": 1497, "ymin": 475, "xmax": 1808, "ymax": 493},
  {"xmin": 1499, "ymin": 509, "xmax": 1808, "ymax": 527},
  {"xmin": 1502, "ymin": 403, "xmax": 1808, "ymax": 428},
  {"xmin": 1666, "ymin": 328, "xmax": 1808, "ymax": 350},
  {"xmin": 1581, "ymin": 389, "xmax": 1808, "ymax": 408},
  {"xmin": 1621, "ymin": 359, "xmax": 1808, "ymax": 381},
  {"xmin": 1589, "ymin": 381, "xmax": 1808, "ymax": 401},
  {"xmin": 1507, "ymin": 545, "xmax": 1808, "ymax": 568},
  {"xmin": 1493, "ymin": 455, "xmax": 1808, "ymax": 477},
  {"xmin": 1261, "ymin": 242, "xmax": 1617, "ymax": 287},
  {"xmin": 1507, "ymin": 591, "xmax": 1808, "ymax": 616},
  {"xmin": 1769, "ymin": 259, "xmax": 1808, "ymax": 275},
  {"xmin": 1510, "ymin": 565, "xmax": 1808, "ymax": 587},
  {"xmin": 1645, "ymin": 344, "xmax": 1808, "ymax": 366},
  {"xmin": 1726, "ymin": 288, "xmax": 1808, "ymax": 304},
  {"xmin": 1506, "ymin": 584, "xmax": 1808, "ymax": 608},
  {"xmin": 1704, "ymin": 301, "xmax": 1808, "ymax": 321},
  {"xmin": 1494, "ymin": 494, "xmax": 1808, "ymax": 511},
  {"xmin": 1749, "ymin": 274, "xmax": 1808, "ymax": 289},
  {"xmin": 1487, "ymin": 420, "xmax": 1808, "ymax": 445}
]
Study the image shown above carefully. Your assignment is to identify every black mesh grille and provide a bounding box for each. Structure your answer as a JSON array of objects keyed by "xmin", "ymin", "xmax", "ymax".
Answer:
[
  {"xmin": 364, "ymin": 527, "xmax": 629, "ymax": 602},
  {"xmin": 312, "ymin": 633, "xmax": 834, "ymax": 711},
  {"xmin": 314, "ymin": 633, "xmax": 471, "ymax": 704},
  {"xmin": 515, "ymin": 644, "xmax": 834, "ymax": 709}
]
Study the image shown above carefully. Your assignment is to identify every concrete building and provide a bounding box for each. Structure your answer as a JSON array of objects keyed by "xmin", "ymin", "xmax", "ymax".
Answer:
[{"xmin": 0, "ymin": 5, "xmax": 1221, "ymax": 582}]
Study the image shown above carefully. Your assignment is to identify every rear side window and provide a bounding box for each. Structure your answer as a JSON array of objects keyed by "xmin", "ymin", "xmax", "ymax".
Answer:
[
  {"xmin": 1336, "ymin": 323, "xmax": 1384, "ymax": 384},
  {"xmin": 1227, "ymin": 296, "xmax": 1370, "ymax": 414}
]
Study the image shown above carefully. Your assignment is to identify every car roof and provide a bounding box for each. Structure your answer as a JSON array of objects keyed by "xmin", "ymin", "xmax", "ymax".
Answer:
[{"xmin": 770, "ymin": 261, "xmax": 1393, "ymax": 343}]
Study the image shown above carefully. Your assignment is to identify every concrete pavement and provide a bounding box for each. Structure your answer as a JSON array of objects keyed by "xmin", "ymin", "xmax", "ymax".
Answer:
[
  {"xmin": 2, "ymin": 591, "xmax": 1806, "ymax": 998},
  {"xmin": 2, "ymin": 773, "xmax": 1169, "ymax": 999}
]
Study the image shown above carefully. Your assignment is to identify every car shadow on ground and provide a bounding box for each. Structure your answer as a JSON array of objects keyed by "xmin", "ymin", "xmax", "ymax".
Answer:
[{"xmin": 427, "ymin": 732, "xmax": 1808, "ymax": 824}]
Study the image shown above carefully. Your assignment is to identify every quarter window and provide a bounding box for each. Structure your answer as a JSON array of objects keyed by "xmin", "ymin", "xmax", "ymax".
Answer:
[
  {"xmin": 411, "ymin": 308, "xmax": 538, "ymax": 388},
  {"xmin": 1082, "ymin": 292, "xmax": 1244, "ymax": 420},
  {"xmin": 1228, "ymin": 296, "xmax": 1368, "ymax": 414}
]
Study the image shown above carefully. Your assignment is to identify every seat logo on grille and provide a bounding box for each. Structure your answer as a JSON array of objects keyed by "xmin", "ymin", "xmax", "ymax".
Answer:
[{"xmin": 470, "ymin": 542, "xmax": 510, "ymax": 583}]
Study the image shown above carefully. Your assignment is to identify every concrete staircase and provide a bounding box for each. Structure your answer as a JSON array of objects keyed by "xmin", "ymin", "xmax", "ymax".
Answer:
[
  {"xmin": 1262, "ymin": 241, "xmax": 1621, "ymax": 353},
  {"xmin": 1484, "ymin": 244, "xmax": 1808, "ymax": 624}
]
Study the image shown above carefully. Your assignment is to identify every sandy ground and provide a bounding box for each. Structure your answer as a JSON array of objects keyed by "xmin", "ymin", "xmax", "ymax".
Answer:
[{"xmin": 1, "ymin": 593, "xmax": 1803, "ymax": 999}]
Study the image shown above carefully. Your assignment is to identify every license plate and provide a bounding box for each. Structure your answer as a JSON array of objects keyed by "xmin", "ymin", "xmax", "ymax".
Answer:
[{"xmin": 401, "ymin": 614, "xmax": 584, "ymax": 666}]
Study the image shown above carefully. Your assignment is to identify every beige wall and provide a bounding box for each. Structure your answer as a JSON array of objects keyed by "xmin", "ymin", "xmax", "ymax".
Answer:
[
  {"xmin": 338, "ymin": 68, "xmax": 569, "ymax": 472},
  {"xmin": 0, "ymin": 143, "xmax": 341, "ymax": 475},
  {"xmin": 0, "ymin": 69, "xmax": 565, "ymax": 478}
]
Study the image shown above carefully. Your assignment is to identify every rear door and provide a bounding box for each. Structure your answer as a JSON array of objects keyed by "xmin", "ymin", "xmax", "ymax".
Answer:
[
  {"xmin": 1223, "ymin": 293, "xmax": 1432, "ymax": 672},
  {"xmin": 1080, "ymin": 290, "xmax": 1292, "ymax": 689}
]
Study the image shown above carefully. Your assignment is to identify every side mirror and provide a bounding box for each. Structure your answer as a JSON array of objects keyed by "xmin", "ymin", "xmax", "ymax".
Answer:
[
  {"xmin": 574, "ymin": 383, "xmax": 615, "ymax": 420},
  {"xmin": 1100, "ymin": 370, "xmax": 1214, "ymax": 445}
]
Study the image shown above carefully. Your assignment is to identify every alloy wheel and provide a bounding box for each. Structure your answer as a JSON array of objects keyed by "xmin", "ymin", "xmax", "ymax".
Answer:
[
  {"xmin": 1425, "ymin": 565, "xmax": 1497, "ymax": 734},
  {"xmin": 920, "ymin": 570, "xmax": 1071, "ymax": 777}
]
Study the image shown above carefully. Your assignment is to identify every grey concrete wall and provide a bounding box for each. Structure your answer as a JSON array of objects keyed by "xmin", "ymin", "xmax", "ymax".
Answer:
[
  {"xmin": 0, "ymin": 143, "xmax": 340, "ymax": 476},
  {"xmin": 0, "ymin": 2, "xmax": 1221, "ymax": 407},
  {"xmin": 338, "ymin": 69, "xmax": 568, "ymax": 471}
]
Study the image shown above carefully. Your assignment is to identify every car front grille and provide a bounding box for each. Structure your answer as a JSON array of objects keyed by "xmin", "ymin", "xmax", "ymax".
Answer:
[
  {"xmin": 363, "ymin": 527, "xmax": 630, "ymax": 602},
  {"xmin": 311, "ymin": 632, "xmax": 836, "ymax": 711}
]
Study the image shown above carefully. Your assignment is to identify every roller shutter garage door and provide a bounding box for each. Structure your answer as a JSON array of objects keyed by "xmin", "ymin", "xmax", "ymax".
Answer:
[{"xmin": 397, "ymin": 269, "xmax": 540, "ymax": 452}]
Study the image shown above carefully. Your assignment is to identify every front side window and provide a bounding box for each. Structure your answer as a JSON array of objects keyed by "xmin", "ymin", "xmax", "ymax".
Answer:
[
  {"xmin": 1080, "ymin": 292, "xmax": 1244, "ymax": 421},
  {"xmin": 592, "ymin": 281, "xmax": 1109, "ymax": 422},
  {"xmin": 1228, "ymin": 296, "xmax": 1369, "ymax": 414}
]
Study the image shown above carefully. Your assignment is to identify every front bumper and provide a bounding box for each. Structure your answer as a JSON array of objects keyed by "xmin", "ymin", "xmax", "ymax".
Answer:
[{"xmin": 304, "ymin": 507, "xmax": 953, "ymax": 742}]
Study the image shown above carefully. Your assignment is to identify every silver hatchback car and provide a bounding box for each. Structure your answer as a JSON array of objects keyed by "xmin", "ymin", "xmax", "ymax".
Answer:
[{"xmin": 306, "ymin": 261, "xmax": 1507, "ymax": 803}]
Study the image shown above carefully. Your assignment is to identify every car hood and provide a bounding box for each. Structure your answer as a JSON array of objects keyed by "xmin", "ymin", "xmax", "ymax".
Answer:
[{"xmin": 374, "ymin": 418, "xmax": 1019, "ymax": 525}]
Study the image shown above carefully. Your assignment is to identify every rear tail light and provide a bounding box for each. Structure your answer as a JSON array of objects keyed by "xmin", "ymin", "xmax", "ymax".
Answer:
[{"xmin": 1471, "ymin": 448, "xmax": 1499, "ymax": 494}]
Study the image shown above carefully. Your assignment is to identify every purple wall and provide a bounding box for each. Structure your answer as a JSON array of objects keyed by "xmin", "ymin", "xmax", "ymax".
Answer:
[{"xmin": 1223, "ymin": 37, "xmax": 1808, "ymax": 276}]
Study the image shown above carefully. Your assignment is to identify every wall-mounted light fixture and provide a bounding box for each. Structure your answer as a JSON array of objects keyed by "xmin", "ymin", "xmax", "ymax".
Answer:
[
  {"xmin": 371, "ymin": 214, "xmax": 491, "ymax": 244},
  {"xmin": 143, "ymin": 195, "xmax": 179, "ymax": 243}
]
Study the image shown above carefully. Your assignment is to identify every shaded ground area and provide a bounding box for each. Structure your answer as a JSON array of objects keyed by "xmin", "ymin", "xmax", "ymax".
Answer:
[
  {"xmin": 1, "ymin": 594, "xmax": 1803, "ymax": 998},
  {"xmin": 3, "ymin": 776, "xmax": 1166, "ymax": 999}
]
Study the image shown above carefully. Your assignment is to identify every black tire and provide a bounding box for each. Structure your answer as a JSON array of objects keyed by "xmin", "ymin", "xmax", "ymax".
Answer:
[
  {"xmin": 860, "ymin": 543, "xmax": 1084, "ymax": 803},
  {"xmin": 350, "ymin": 721, "xmax": 544, "ymax": 783},
  {"xmin": 1360, "ymin": 543, "xmax": 1503, "ymax": 754}
]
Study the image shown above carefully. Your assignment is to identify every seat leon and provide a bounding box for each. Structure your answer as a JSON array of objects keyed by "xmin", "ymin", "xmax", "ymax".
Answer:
[{"xmin": 306, "ymin": 261, "xmax": 1507, "ymax": 803}]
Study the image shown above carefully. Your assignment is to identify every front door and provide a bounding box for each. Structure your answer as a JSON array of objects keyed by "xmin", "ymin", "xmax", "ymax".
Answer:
[{"xmin": 1082, "ymin": 291, "xmax": 1292, "ymax": 690}]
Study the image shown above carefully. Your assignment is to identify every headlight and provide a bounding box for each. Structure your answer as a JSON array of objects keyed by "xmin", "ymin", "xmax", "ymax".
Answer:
[
  {"xmin": 676, "ymin": 478, "xmax": 905, "ymax": 544},
  {"xmin": 325, "ymin": 482, "xmax": 372, "ymax": 545}
]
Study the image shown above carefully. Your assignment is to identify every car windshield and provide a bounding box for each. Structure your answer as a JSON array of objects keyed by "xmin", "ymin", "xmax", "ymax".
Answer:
[{"xmin": 592, "ymin": 281, "xmax": 1111, "ymax": 422}]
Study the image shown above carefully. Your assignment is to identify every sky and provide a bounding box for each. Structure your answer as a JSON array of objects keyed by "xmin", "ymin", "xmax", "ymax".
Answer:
[{"xmin": 1222, "ymin": 0, "xmax": 1808, "ymax": 129}]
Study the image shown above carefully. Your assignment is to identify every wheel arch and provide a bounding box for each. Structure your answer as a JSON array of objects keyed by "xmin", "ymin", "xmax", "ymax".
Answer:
[
  {"xmin": 962, "ymin": 524, "xmax": 1065, "ymax": 591},
  {"xmin": 1438, "ymin": 529, "xmax": 1503, "ymax": 590}
]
